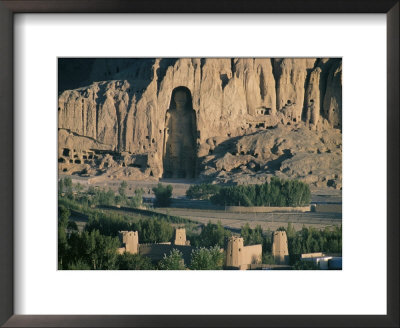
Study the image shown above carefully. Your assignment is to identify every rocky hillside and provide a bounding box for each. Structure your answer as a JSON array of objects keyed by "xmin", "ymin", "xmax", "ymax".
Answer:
[{"xmin": 58, "ymin": 58, "xmax": 342, "ymax": 188}]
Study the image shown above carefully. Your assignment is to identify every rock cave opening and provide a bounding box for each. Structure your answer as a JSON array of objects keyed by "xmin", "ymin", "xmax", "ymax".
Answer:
[
  {"xmin": 62, "ymin": 148, "xmax": 70, "ymax": 157},
  {"xmin": 162, "ymin": 86, "xmax": 197, "ymax": 179}
]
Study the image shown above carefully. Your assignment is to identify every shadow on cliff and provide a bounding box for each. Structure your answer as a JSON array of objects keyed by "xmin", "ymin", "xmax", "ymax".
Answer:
[
  {"xmin": 156, "ymin": 58, "xmax": 179, "ymax": 94},
  {"xmin": 209, "ymin": 130, "xmax": 268, "ymax": 160}
]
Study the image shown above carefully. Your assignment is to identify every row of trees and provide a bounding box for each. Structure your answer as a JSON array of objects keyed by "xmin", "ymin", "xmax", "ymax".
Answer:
[
  {"xmin": 210, "ymin": 177, "xmax": 311, "ymax": 207},
  {"xmin": 59, "ymin": 178, "xmax": 175, "ymax": 209},
  {"xmin": 189, "ymin": 221, "xmax": 232, "ymax": 249},
  {"xmin": 284, "ymin": 224, "xmax": 342, "ymax": 264},
  {"xmin": 85, "ymin": 212, "xmax": 174, "ymax": 244},
  {"xmin": 84, "ymin": 213, "xmax": 234, "ymax": 248},
  {"xmin": 159, "ymin": 247, "xmax": 224, "ymax": 270},
  {"xmin": 238, "ymin": 222, "xmax": 342, "ymax": 266},
  {"xmin": 59, "ymin": 206, "xmax": 121, "ymax": 269},
  {"xmin": 59, "ymin": 178, "xmax": 145, "ymax": 208},
  {"xmin": 186, "ymin": 184, "xmax": 221, "ymax": 200},
  {"xmin": 152, "ymin": 183, "xmax": 173, "ymax": 207}
]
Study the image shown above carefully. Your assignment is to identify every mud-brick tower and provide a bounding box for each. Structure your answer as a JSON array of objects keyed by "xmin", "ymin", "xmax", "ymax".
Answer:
[
  {"xmin": 119, "ymin": 231, "xmax": 139, "ymax": 254},
  {"xmin": 174, "ymin": 228, "xmax": 187, "ymax": 246},
  {"xmin": 272, "ymin": 231, "xmax": 289, "ymax": 264},
  {"xmin": 226, "ymin": 236, "xmax": 244, "ymax": 268}
]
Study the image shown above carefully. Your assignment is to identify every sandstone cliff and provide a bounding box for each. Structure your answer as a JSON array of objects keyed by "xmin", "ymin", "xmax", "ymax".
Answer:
[{"xmin": 58, "ymin": 58, "xmax": 342, "ymax": 188}]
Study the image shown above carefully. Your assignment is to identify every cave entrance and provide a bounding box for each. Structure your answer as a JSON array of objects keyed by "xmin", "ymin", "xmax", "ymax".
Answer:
[{"xmin": 163, "ymin": 86, "xmax": 197, "ymax": 179}]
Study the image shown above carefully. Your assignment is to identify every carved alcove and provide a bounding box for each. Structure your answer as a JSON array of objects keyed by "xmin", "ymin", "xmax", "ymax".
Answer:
[{"xmin": 162, "ymin": 86, "xmax": 197, "ymax": 179}]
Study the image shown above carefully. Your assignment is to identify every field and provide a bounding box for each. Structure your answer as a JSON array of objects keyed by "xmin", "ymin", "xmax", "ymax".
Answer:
[{"xmin": 61, "ymin": 175, "xmax": 341, "ymax": 233}]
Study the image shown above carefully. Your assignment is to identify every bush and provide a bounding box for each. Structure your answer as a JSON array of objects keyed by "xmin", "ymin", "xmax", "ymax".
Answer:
[
  {"xmin": 262, "ymin": 253, "xmax": 276, "ymax": 265},
  {"xmin": 128, "ymin": 188, "xmax": 144, "ymax": 208},
  {"xmin": 117, "ymin": 253, "xmax": 154, "ymax": 270},
  {"xmin": 292, "ymin": 260, "xmax": 318, "ymax": 270},
  {"xmin": 152, "ymin": 183, "xmax": 173, "ymax": 207},
  {"xmin": 186, "ymin": 184, "xmax": 221, "ymax": 200},
  {"xmin": 189, "ymin": 246, "xmax": 224, "ymax": 270},
  {"xmin": 241, "ymin": 223, "xmax": 263, "ymax": 246},
  {"xmin": 137, "ymin": 219, "xmax": 174, "ymax": 244},
  {"xmin": 287, "ymin": 225, "xmax": 342, "ymax": 264},
  {"xmin": 66, "ymin": 260, "xmax": 91, "ymax": 270},
  {"xmin": 158, "ymin": 249, "xmax": 186, "ymax": 270},
  {"xmin": 192, "ymin": 221, "xmax": 231, "ymax": 248},
  {"xmin": 59, "ymin": 177, "xmax": 73, "ymax": 198},
  {"xmin": 210, "ymin": 177, "xmax": 311, "ymax": 207},
  {"xmin": 85, "ymin": 212, "xmax": 175, "ymax": 244},
  {"xmin": 60, "ymin": 230, "xmax": 120, "ymax": 270}
]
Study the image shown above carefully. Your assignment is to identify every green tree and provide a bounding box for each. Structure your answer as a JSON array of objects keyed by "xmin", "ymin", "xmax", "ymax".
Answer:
[
  {"xmin": 196, "ymin": 221, "xmax": 231, "ymax": 248},
  {"xmin": 116, "ymin": 253, "xmax": 154, "ymax": 270},
  {"xmin": 58, "ymin": 205, "xmax": 70, "ymax": 269},
  {"xmin": 152, "ymin": 183, "xmax": 173, "ymax": 207},
  {"xmin": 189, "ymin": 246, "xmax": 224, "ymax": 270},
  {"xmin": 118, "ymin": 181, "xmax": 128, "ymax": 197},
  {"xmin": 58, "ymin": 179, "xmax": 64, "ymax": 195},
  {"xmin": 67, "ymin": 221, "xmax": 78, "ymax": 231},
  {"xmin": 186, "ymin": 184, "xmax": 221, "ymax": 200},
  {"xmin": 138, "ymin": 219, "xmax": 173, "ymax": 244},
  {"xmin": 129, "ymin": 188, "xmax": 144, "ymax": 208},
  {"xmin": 67, "ymin": 230, "xmax": 120, "ymax": 270},
  {"xmin": 85, "ymin": 212, "xmax": 131, "ymax": 237},
  {"xmin": 158, "ymin": 249, "xmax": 186, "ymax": 270},
  {"xmin": 292, "ymin": 260, "xmax": 318, "ymax": 270},
  {"xmin": 210, "ymin": 178, "xmax": 310, "ymax": 207},
  {"xmin": 241, "ymin": 223, "xmax": 263, "ymax": 246},
  {"xmin": 61, "ymin": 177, "xmax": 74, "ymax": 199},
  {"xmin": 66, "ymin": 260, "xmax": 91, "ymax": 270},
  {"xmin": 74, "ymin": 182, "xmax": 84, "ymax": 193},
  {"xmin": 262, "ymin": 253, "xmax": 276, "ymax": 265}
]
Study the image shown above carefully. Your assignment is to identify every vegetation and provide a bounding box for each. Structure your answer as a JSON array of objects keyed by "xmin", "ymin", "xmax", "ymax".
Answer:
[
  {"xmin": 284, "ymin": 224, "xmax": 342, "ymax": 265},
  {"xmin": 116, "ymin": 253, "xmax": 154, "ymax": 270},
  {"xmin": 191, "ymin": 221, "xmax": 232, "ymax": 248},
  {"xmin": 58, "ymin": 178, "xmax": 145, "ymax": 208},
  {"xmin": 58, "ymin": 178, "xmax": 341, "ymax": 270},
  {"xmin": 237, "ymin": 222, "xmax": 341, "ymax": 267},
  {"xmin": 60, "ymin": 229, "xmax": 120, "ymax": 270},
  {"xmin": 241, "ymin": 223, "xmax": 264, "ymax": 246},
  {"xmin": 58, "ymin": 205, "xmax": 71, "ymax": 269},
  {"xmin": 292, "ymin": 260, "xmax": 318, "ymax": 270},
  {"xmin": 239, "ymin": 223, "xmax": 274, "ymax": 264},
  {"xmin": 186, "ymin": 183, "xmax": 221, "ymax": 200},
  {"xmin": 262, "ymin": 254, "xmax": 276, "ymax": 265},
  {"xmin": 210, "ymin": 177, "xmax": 311, "ymax": 207},
  {"xmin": 85, "ymin": 212, "xmax": 174, "ymax": 244},
  {"xmin": 189, "ymin": 246, "xmax": 224, "ymax": 270},
  {"xmin": 158, "ymin": 249, "xmax": 186, "ymax": 270},
  {"xmin": 152, "ymin": 183, "xmax": 173, "ymax": 207}
]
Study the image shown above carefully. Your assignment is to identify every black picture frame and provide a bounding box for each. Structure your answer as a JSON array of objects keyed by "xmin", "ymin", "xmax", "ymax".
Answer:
[{"xmin": 0, "ymin": 1, "xmax": 398, "ymax": 327}]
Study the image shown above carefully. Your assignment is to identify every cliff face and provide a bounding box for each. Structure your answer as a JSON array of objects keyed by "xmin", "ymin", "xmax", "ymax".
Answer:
[{"xmin": 58, "ymin": 58, "xmax": 342, "ymax": 188}]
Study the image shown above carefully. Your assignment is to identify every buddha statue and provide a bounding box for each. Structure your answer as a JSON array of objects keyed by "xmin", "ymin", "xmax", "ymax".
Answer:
[{"xmin": 163, "ymin": 87, "xmax": 197, "ymax": 179}]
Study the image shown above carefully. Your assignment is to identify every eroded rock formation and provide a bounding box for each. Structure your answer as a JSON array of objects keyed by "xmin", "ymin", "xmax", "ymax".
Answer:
[{"xmin": 58, "ymin": 58, "xmax": 342, "ymax": 188}]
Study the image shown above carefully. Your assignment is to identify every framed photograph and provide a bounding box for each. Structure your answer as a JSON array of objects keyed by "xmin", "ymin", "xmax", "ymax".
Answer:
[{"xmin": 0, "ymin": 1, "xmax": 398, "ymax": 327}]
